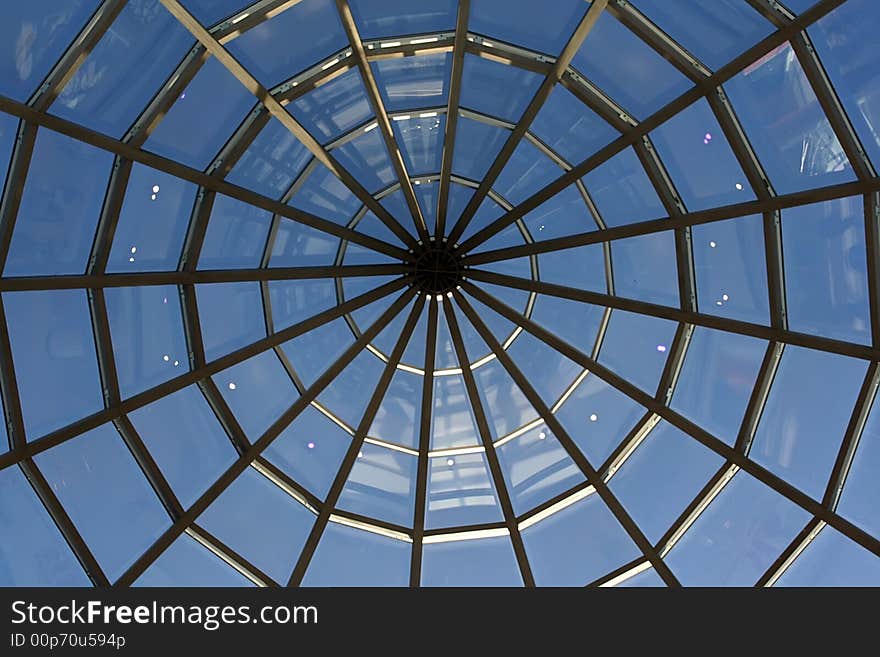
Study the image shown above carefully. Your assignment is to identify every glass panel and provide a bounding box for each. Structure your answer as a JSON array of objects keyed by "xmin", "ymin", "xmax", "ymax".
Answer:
[
  {"xmin": 289, "ymin": 163, "xmax": 363, "ymax": 224},
  {"xmin": 539, "ymin": 244, "xmax": 606, "ymax": 293},
  {"xmin": 268, "ymin": 278, "xmax": 336, "ymax": 333},
  {"xmin": 649, "ymin": 98, "xmax": 756, "ymax": 211},
  {"xmin": 809, "ymin": 0, "xmax": 880, "ymax": 170},
  {"xmin": 0, "ymin": 112, "xmax": 17, "ymax": 189},
  {"xmin": 144, "ymin": 57, "xmax": 255, "ymax": 169},
  {"xmin": 529, "ymin": 293, "xmax": 604, "ymax": 356},
  {"xmin": 226, "ymin": 117, "xmax": 311, "ymax": 200},
  {"xmin": 752, "ymin": 345, "xmax": 867, "ymax": 500},
  {"xmin": 372, "ymin": 53, "xmax": 451, "ymax": 112},
  {"xmin": 5, "ymin": 128, "xmax": 112, "ymax": 277},
  {"xmin": 672, "ymin": 328, "xmax": 767, "ymax": 445},
  {"xmin": 215, "ymin": 350, "xmax": 298, "ymax": 440},
  {"xmin": 632, "ymin": 0, "xmax": 774, "ymax": 71},
  {"xmin": 107, "ymin": 163, "xmax": 198, "ymax": 273},
  {"xmin": 421, "ymin": 536, "xmax": 523, "ymax": 586},
  {"xmin": 572, "ymin": 12, "xmax": 691, "ymax": 119},
  {"xmin": 302, "ymin": 522, "xmax": 410, "ymax": 586},
  {"xmin": 268, "ymin": 219, "xmax": 339, "ymax": 268},
  {"xmin": 777, "ymin": 526, "xmax": 880, "ymax": 587},
  {"xmin": 458, "ymin": 195, "xmax": 506, "ymax": 244},
  {"xmin": 837, "ymin": 395, "xmax": 880, "ymax": 538},
  {"xmin": 665, "ymin": 471, "xmax": 811, "ymax": 586},
  {"xmin": 0, "ymin": 465, "xmax": 89, "ymax": 586},
  {"xmin": 393, "ymin": 114, "xmax": 444, "ymax": 176},
  {"xmin": 197, "ymin": 467, "xmax": 315, "ymax": 583},
  {"xmin": 4, "ymin": 290, "xmax": 103, "ymax": 440},
  {"xmin": 198, "ymin": 193, "xmax": 271, "ymax": 270},
  {"xmin": 425, "ymin": 452, "xmax": 503, "ymax": 529},
  {"xmin": 105, "ymin": 284, "xmax": 188, "ymax": 399},
  {"xmin": 497, "ymin": 423, "xmax": 586, "ymax": 515},
  {"xmin": 617, "ymin": 567, "xmax": 666, "ymax": 587},
  {"xmin": 264, "ymin": 404, "xmax": 350, "ymax": 500},
  {"xmin": 282, "ymin": 317, "xmax": 354, "ymax": 388},
  {"xmin": 459, "ymin": 54, "xmax": 542, "ymax": 123},
  {"xmin": 611, "ymin": 231, "xmax": 679, "ymax": 307},
  {"xmin": 531, "ymin": 86, "xmax": 618, "ymax": 165},
  {"xmin": 445, "ymin": 182, "xmax": 475, "ymax": 229},
  {"xmin": 0, "ymin": 1, "xmax": 102, "ymax": 101},
  {"xmin": 180, "ymin": 1, "xmax": 249, "ymax": 26},
  {"xmin": 598, "ymin": 309, "xmax": 677, "ymax": 394},
  {"xmin": 609, "ymin": 421, "xmax": 724, "ymax": 543},
  {"xmin": 582, "ymin": 147, "xmax": 665, "ymax": 228},
  {"xmin": 331, "ymin": 128, "xmax": 396, "ymax": 193},
  {"xmin": 337, "ymin": 442, "xmax": 417, "ymax": 527},
  {"xmin": 474, "ymin": 357, "xmax": 539, "ymax": 440},
  {"xmin": 196, "ymin": 282, "xmax": 265, "ymax": 362},
  {"xmin": 225, "ymin": 0, "xmax": 348, "ymax": 86},
  {"xmin": 495, "ymin": 140, "xmax": 563, "ymax": 206},
  {"xmin": 724, "ymin": 42, "xmax": 854, "ymax": 194},
  {"xmin": 35, "ymin": 423, "xmax": 170, "ymax": 582},
  {"xmin": 470, "ymin": 0, "xmax": 586, "ymax": 56},
  {"xmin": 522, "ymin": 184, "xmax": 594, "ymax": 242},
  {"xmin": 317, "ymin": 350, "xmax": 386, "ymax": 429},
  {"xmin": 692, "ymin": 214, "xmax": 769, "ymax": 325},
  {"xmin": 555, "ymin": 373, "xmax": 648, "ymax": 467},
  {"xmin": 369, "ymin": 369, "xmax": 421, "ymax": 449},
  {"xmin": 506, "ymin": 329, "xmax": 581, "ymax": 407},
  {"xmin": 54, "ymin": 1, "xmax": 193, "ymax": 137},
  {"xmin": 452, "ymin": 116, "xmax": 509, "ymax": 181},
  {"xmin": 521, "ymin": 492, "xmax": 640, "ymax": 586},
  {"xmin": 782, "ymin": 196, "xmax": 870, "ymax": 344},
  {"xmin": 349, "ymin": 0, "xmax": 456, "ymax": 39},
  {"xmin": 431, "ymin": 374, "xmax": 480, "ymax": 450},
  {"xmin": 135, "ymin": 532, "xmax": 253, "ymax": 587},
  {"xmin": 128, "ymin": 385, "xmax": 238, "ymax": 509},
  {"xmin": 289, "ymin": 68, "xmax": 373, "ymax": 143},
  {"xmin": 414, "ymin": 181, "xmax": 438, "ymax": 234}
]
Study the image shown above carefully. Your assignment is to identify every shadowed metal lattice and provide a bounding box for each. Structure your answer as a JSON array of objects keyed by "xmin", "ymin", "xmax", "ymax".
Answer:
[{"xmin": 0, "ymin": 0, "xmax": 879, "ymax": 587}]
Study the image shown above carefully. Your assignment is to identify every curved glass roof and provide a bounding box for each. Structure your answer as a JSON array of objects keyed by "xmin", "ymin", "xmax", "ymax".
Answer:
[{"xmin": 1, "ymin": 0, "xmax": 879, "ymax": 587}]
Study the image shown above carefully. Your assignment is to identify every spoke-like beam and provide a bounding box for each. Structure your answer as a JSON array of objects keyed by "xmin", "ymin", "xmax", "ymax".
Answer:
[{"xmin": 447, "ymin": 0, "xmax": 608, "ymax": 245}]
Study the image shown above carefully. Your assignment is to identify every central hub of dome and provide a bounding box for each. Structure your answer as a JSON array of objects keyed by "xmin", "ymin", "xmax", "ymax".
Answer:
[{"xmin": 411, "ymin": 241, "xmax": 462, "ymax": 295}]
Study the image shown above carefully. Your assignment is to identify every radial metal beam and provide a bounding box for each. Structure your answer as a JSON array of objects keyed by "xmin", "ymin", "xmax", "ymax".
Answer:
[
  {"xmin": 0, "ymin": 121, "xmax": 38, "ymax": 271},
  {"xmin": 157, "ymin": 0, "xmax": 418, "ymax": 249},
  {"xmin": 187, "ymin": 523, "xmax": 278, "ymax": 587},
  {"xmin": 447, "ymin": 0, "xmax": 609, "ymax": 246},
  {"xmin": 88, "ymin": 157, "xmax": 134, "ymax": 276}
]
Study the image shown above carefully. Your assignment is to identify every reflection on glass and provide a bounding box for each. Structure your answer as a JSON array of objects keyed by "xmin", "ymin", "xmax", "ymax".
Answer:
[
  {"xmin": 495, "ymin": 140, "xmax": 563, "ymax": 206},
  {"xmin": 752, "ymin": 345, "xmax": 867, "ymax": 500},
  {"xmin": 349, "ymin": 0, "xmax": 456, "ymax": 39},
  {"xmin": 331, "ymin": 129, "xmax": 396, "ymax": 193},
  {"xmin": 317, "ymin": 350, "xmax": 386, "ymax": 429},
  {"xmin": 268, "ymin": 279, "xmax": 336, "ymax": 333},
  {"xmin": 289, "ymin": 163, "xmax": 363, "ymax": 224},
  {"xmin": 289, "ymin": 68, "xmax": 373, "ymax": 143},
  {"xmin": 470, "ymin": 0, "xmax": 586, "ymax": 56},
  {"xmin": 776, "ymin": 526, "xmax": 880, "ymax": 587},
  {"xmin": 268, "ymin": 218, "xmax": 339, "ymax": 268},
  {"xmin": 372, "ymin": 53, "xmax": 451, "ymax": 112},
  {"xmin": 338, "ymin": 442, "xmax": 417, "ymax": 527},
  {"xmin": 369, "ymin": 369, "xmax": 421, "ymax": 448},
  {"xmin": 460, "ymin": 54, "xmax": 542, "ymax": 123},
  {"xmin": 226, "ymin": 117, "xmax": 311, "ymax": 200},
  {"xmin": 303, "ymin": 522, "xmax": 410, "ymax": 586},
  {"xmin": 506, "ymin": 330, "xmax": 581, "ymax": 407},
  {"xmin": 35, "ymin": 423, "xmax": 170, "ymax": 583},
  {"xmin": 425, "ymin": 452, "xmax": 502, "ymax": 529},
  {"xmin": 393, "ymin": 115, "xmax": 445, "ymax": 176},
  {"xmin": 452, "ymin": 116, "xmax": 510, "ymax": 181},
  {"xmin": 582, "ymin": 147, "xmax": 665, "ymax": 228},
  {"xmin": 196, "ymin": 282, "xmax": 265, "ymax": 362},
  {"xmin": 611, "ymin": 231, "xmax": 679, "ymax": 307},
  {"xmin": 421, "ymin": 535, "xmax": 523, "ymax": 586},
  {"xmin": 135, "ymin": 532, "xmax": 253, "ymax": 587},
  {"xmin": 474, "ymin": 357, "xmax": 538, "ymax": 440},
  {"xmin": 198, "ymin": 194, "xmax": 271, "ymax": 270},
  {"xmin": 598, "ymin": 309, "xmax": 676, "ymax": 394},
  {"xmin": 531, "ymin": 85, "xmax": 618, "ymax": 165}
]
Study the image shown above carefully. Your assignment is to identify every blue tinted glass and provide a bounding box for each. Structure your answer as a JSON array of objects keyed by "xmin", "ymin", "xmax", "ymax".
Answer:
[
  {"xmin": 338, "ymin": 442, "xmax": 417, "ymax": 526},
  {"xmin": 226, "ymin": 0, "xmax": 347, "ymax": 86},
  {"xmin": 350, "ymin": 0, "xmax": 456, "ymax": 38},
  {"xmin": 474, "ymin": 358, "xmax": 539, "ymax": 439},
  {"xmin": 693, "ymin": 214, "xmax": 769, "ymax": 324},
  {"xmin": 724, "ymin": 42, "xmax": 854, "ymax": 194},
  {"xmin": 582, "ymin": 147, "xmax": 665, "ymax": 228},
  {"xmin": 506, "ymin": 330, "xmax": 581, "ymax": 406},
  {"xmin": 783, "ymin": 0, "xmax": 819, "ymax": 13},
  {"xmin": 0, "ymin": 465, "xmax": 88, "ymax": 586},
  {"xmin": 0, "ymin": 2, "xmax": 101, "ymax": 101},
  {"xmin": 776, "ymin": 526, "xmax": 880, "ymax": 587},
  {"xmin": 215, "ymin": 350, "xmax": 298, "ymax": 440},
  {"xmin": 282, "ymin": 318, "xmax": 354, "ymax": 387},
  {"xmin": 331, "ymin": 129, "xmax": 396, "ymax": 192},
  {"xmin": 612, "ymin": 232, "xmax": 679, "ymax": 307},
  {"xmin": 452, "ymin": 116, "xmax": 509, "ymax": 181},
  {"xmin": 226, "ymin": 117, "xmax": 311, "ymax": 200},
  {"xmin": 529, "ymin": 293, "xmax": 604, "ymax": 356},
  {"xmin": 460, "ymin": 55, "xmax": 542, "ymax": 123},
  {"xmin": 431, "ymin": 374, "xmax": 480, "ymax": 449},
  {"xmin": 0, "ymin": 112, "xmax": 17, "ymax": 190},
  {"xmin": 413, "ymin": 181, "xmax": 438, "ymax": 234},
  {"xmin": 197, "ymin": 467, "xmax": 315, "ymax": 583},
  {"xmin": 372, "ymin": 53, "xmax": 451, "ymax": 112},
  {"xmin": 35, "ymin": 423, "xmax": 170, "ymax": 582},
  {"xmin": 290, "ymin": 163, "xmax": 363, "ymax": 224},
  {"xmin": 425, "ymin": 452, "xmax": 503, "ymax": 529},
  {"xmin": 289, "ymin": 68, "xmax": 373, "ymax": 143},
  {"xmin": 105, "ymin": 285, "xmax": 188, "ymax": 399},
  {"xmin": 180, "ymin": 1, "xmax": 248, "ymax": 26},
  {"xmin": 495, "ymin": 140, "xmax": 563, "ymax": 206},
  {"xmin": 5, "ymin": 128, "xmax": 111, "ymax": 277},
  {"xmin": 264, "ymin": 405, "xmax": 350, "ymax": 500},
  {"xmin": 522, "ymin": 183, "xmax": 593, "ymax": 242},
  {"xmin": 269, "ymin": 219, "xmax": 339, "ymax": 268},
  {"xmin": 617, "ymin": 567, "xmax": 666, "ymax": 587},
  {"xmin": 459, "ymin": 195, "xmax": 506, "ymax": 244},
  {"xmin": 445, "ymin": 182, "xmax": 475, "ymax": 228},
  {"xmin": 672, "ymin": 328, "xmax": 767, "ymax": 445},
  {"xmin": 198, "ymin": 194, "xmax": 271, "ymax": 270},
  {"xmin": 837, "ymin": 396, "xmax": 880, "ymax": 538},
  {"xmin": 369, "ymin": 369, "xmax": 421, "ymax": 448},
  {"xmin": 522, "ymin": 493, "xmax": 640, "ymax": 586},
  {"xmin": 394, "ymin": 115, "xmax": 444, "ymax": 176},
  {"xmin": 665, "ymin": 472, "xmax": 811, "ymax": 586},
  {"xmin": 196, "ymin": 282, "xmax": 265, "ymax": 361},
  {"xmin": 538, "ymin": 244, "xmax": 606, "ymax": 293},
  {"xmin": 54, "ymin": 2, "xmax": 193, "ymax": 137},
  {"xmin": 128, "ymin": 385, "xmax": 238, "ymax": 509},
  {"xmin": 609, "ymin": 421, "xmax": 724, "ymax": 543},
  {"xmin": 135, "ymin": 532, "xmax": 253, "ymax": 587},
  {"xmin": 422, "ymin": 536, "xmax": 523, "ymax": 586},
  {"xmin": 782, "ymin": 196, "xmax": 870, "ymax": 344},
  {"xmin": 752, "ymin": 345, "xmax": 867, "ymax": 500},
  {"xmin": 318, "ymin": 350, "xmax": 385, "ymax": 428},
  {"xmin": 632, "ymin": 0, "xmax": 774, "ymax": 71},
  {"xmin": 470, "ymin": 0, "xmax": 586, "ymax": 55},
  {"xmin": 303, "ymin": 522, "xmax": 410, "ymax": 586},
  {"xmin": 497, "ymin": 424, "xmax": 585, "ymax": 515},
  {"xmin": 810, "ymin": 0, "xmax": 880, "ymax": 171},
  {"xmin": 145, "ymin": 57, "xmax": 254, "ymax": 170},
  {"xmin": 4, "ymin": 290, "xmax": 103, "ymax": 439},
  {"xmin": 532, "ymin": 86, "xmax": 618, "ymax": 165},
  {"xmin": 269, "ymin": 279, "xmax": 336, "ymax": 333},
  {"xmin": 599, "ymin": 309, "xmax": 677, "ymax": 394},
  {"xmin": 650, "ymin": 98, "xmax": 755, "ymax": 211},
  {"xmin": 572, "ymin": 13, "xmax": 691, "ymax": 119}
]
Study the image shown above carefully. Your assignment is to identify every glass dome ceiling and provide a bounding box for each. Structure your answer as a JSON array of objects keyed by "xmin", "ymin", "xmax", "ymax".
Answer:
[{"xmin": 0, "ymin": 0, "xmax": 879, "ymax": 588}]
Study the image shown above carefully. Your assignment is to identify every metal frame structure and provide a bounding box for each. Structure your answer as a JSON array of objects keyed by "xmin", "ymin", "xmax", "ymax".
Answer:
[{"xmin": 0, "ymin": 0, "xmax": 878, "ymax": 587}]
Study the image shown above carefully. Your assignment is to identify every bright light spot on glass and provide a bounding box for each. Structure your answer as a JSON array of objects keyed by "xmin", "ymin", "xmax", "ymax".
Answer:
[
  {"xmin": 150, "ymin": 194, "xmax": 157, "ymax": 201},
  {"xmin": 179, "ymin": 92, "xmax": 186, "ymax": 100},
  {"xmin": 162, "ymin": 297, "xmax": 167, "ymax": 304},
  {"xmin": 152, "ymin": 185, "xmax": 160, "ymax": 194},
  {"xmin": 228, "ymin": 382, "xmax": 236, "ymax": 391},
  {"xmin": 656, "ymin": 345, "xmax": 667, "ymax": 353},
  {"xmin": 538, "ymin": 431, "xmax": 546, "ymax": 440},
  {"xmin": 589, "ymin": 414, "xmax": 598, "ymax": 422},
  {"xmin": 709, "ymin": 241, "xmax": 717, "ymax": 248},
  {"xmin": 446, "ymin": 458, "xmax": 455, "ymax": 467},
  {"xmin": 539, "ymin": 225, "xmax": 545, "ymax": 231},
  {"xmin": 129, "ymin": 256, "xmax": 135, "ymax": 262},
  {"xmin": 307, "ymin": 442, "xmax": 316, "ymax": 450},
  {"xmin": 735, "ymin": 183, "xmax": 744, "ymax": 190},
  {"xmin": 173, "ymin": 360, "xmax": 179, "ymax": 367},
  {"xmin": 703, "ymin": 132, "xmax": 713, "ymax": 145},
  {"xmin": 357, "ymin": 451, "xmax": 364, "ymax": 458},
  {"xmin": 722, "ymin": 294, "xmax": 729, "ymax": 301},
  {"xmin": 716, "ymin": 300, "xmax": 723, "ymax": 306},
  {"xmin": 162, "ymin": 355, "xmax": 169, "ymax": 362},
  {"xmin": 130, "ymin": 246, "xmax": 137, "ymax": 254}
]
